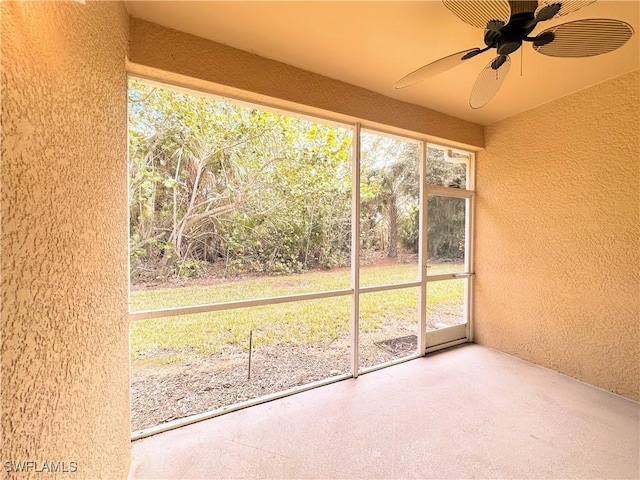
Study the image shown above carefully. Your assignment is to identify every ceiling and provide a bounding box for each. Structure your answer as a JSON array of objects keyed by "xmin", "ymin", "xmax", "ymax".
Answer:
[{"xmin": 125, "ymin": 1, "xmax": 639, "ymax": 126}]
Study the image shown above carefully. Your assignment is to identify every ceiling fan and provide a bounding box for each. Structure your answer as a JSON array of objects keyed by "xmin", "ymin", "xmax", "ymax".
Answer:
[{"xmin": 394, "ymin": 0, "xmax": 635, "ymax": 109}]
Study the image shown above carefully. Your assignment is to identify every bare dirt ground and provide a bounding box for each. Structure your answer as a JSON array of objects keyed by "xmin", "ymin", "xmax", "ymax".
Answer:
[{"xmin": 131, "ymin": 324, "xmax": 417, "ymax": 432}]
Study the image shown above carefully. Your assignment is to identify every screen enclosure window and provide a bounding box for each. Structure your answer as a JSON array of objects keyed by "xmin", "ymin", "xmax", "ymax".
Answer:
[{"xmin": 128, "ymin": 78, "xmax": 475, "ymax": 436}]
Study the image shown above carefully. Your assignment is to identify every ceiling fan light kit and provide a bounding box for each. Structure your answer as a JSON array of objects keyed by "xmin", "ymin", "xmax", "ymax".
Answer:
[{"xmin": 394, "ymin": 0, "xmax": 635, "ymax": 109}]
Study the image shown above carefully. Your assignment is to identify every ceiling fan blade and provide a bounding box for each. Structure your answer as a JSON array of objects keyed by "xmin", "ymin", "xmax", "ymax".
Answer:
[
  {"xmin": 469, "ymin": 55, "xmax": 511, "ymax": 109},
  {"xmin": 394, "ymin": 48, "xmax": 486, "ymax": 89},
  {"xmin": 508, "ymin": 1, "xmax": 539, "ymax": 15},
  {"xmin": 535, "ymin": 0, "xmax": 595, "ymax": 21},
  {"xmin": 442, "ymin": 0, "xmax": 511, "ymax": 29},
  {"xmin": 533, "ymin": 19, "xmax": 634, "ymax": 57}
]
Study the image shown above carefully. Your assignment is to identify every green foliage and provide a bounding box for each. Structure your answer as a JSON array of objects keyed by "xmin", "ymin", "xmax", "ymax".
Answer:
[
  {"xmin": 426, "ymin": 148, "xmax": 467, "ymax": 188},
  {"xmin": 129, "ymin": 80, "xmax": 352, "ymax": 280},
  {"xmin": 129, "ymin": 80, "xmax": 469, "ymax": 282},
  {"xmin": 399, "ymin": 206, "xmax": 420, "ymax": 253},
  {"xmin": 359, "ymin": 133, "xmax": 420, "ymax": 259},
  {"xmin": 427, "ymin": 196, "xmax": 466, "ymax": 260}
]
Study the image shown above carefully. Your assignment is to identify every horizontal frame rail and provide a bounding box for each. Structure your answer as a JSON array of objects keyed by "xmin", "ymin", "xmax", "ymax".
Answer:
[
  {"xmin": 129, "ymin": 288, "xmax": 352, "ymax": 321},
  {"xmin": 359, "ymin": 281, "xmax": 421, "ymax": 294},
  {"xmin": 129, "ymin": 280, "xmax": 430, "ymax": 321},
  {"xmin": 425, "ymin": 185, "xmax": 475, "ymax": 199},
  {"xmin": 426, "ymin": 273, "xmax": 474, "ymax": 282}
]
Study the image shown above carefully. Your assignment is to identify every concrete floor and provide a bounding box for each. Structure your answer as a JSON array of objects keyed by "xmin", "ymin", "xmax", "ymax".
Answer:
[{"xmin": 129, "ymin": 344, "xmax": 639, "ymax": 479}]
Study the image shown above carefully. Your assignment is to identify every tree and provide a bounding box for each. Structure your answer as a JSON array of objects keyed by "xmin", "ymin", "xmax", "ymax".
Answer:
[
  {"xmin": 425, "ymin": 147, "xmax": 467, "ymax": 261},
  {"xmin": 128, "ymin": 80, "xmax": 353, "ymax": 281},
  {"xmin": 128, "ymin": 80, "xmax": 467, "ymax": 282},
  {"xmin": 360, "ymin": 133, "xmax": 419, "ymax": 259}
]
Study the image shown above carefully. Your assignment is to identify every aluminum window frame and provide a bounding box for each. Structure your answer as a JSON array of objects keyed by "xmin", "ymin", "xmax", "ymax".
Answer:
[
  {"xmin": 127, "ymin": 77, "xmax": 476, "ymax": 439},
  {"xmin": 424, "ymin": 144, "xmax": 476, "ymax": 348}
]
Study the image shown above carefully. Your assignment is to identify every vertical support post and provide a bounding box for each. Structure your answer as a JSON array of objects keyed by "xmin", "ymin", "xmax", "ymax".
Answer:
[
  {"xmin": 248, "ymin": 330, "xmax": 253, "ymax": 380},
  {"xmin": 417, "ymin": 142, "xmax": 428, "ymax": 356},
  {"xmin": 465, "ymin": 153, "xmax": 476, "ymax": 341},
  {"xmin": 350, "ymin": 124, "xmax": 361, "ymax": 377}
]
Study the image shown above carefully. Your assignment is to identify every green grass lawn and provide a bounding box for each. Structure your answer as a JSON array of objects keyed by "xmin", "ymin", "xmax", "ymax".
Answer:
[{"xmin": 130, "ymin": 263, "xmax": 464, "ymax": 363}]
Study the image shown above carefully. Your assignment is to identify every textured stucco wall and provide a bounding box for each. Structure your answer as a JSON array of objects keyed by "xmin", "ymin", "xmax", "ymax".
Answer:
[
  {"xmin": 128, "ymin": 18, "xmax": 484, "ymax": 150},
  {"xmin": 475, "ymin": 71, "xmax": 639, "ymax": 400},
  {"xmin": 1, "ymin": 1, "xmax": 131, "ymax": 477}
]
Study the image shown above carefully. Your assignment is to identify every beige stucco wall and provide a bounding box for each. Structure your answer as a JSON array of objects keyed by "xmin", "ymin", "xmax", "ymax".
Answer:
[
  {"xmin": 1, "ymin": 1, "xmax": 130, "ymax": 477},
  {"xmin": 128, "ymin": 18, "xmax": 484, "ymax": 150},
  {"xmin": 475, "ymin": 70, "xmax": 640, "ymax": 401}
]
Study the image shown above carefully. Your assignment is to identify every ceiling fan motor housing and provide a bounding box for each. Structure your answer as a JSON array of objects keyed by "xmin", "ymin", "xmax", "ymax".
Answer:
[{"xmin": 487, "ymin": 12, "xmax": 538, "ymax": 60}]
